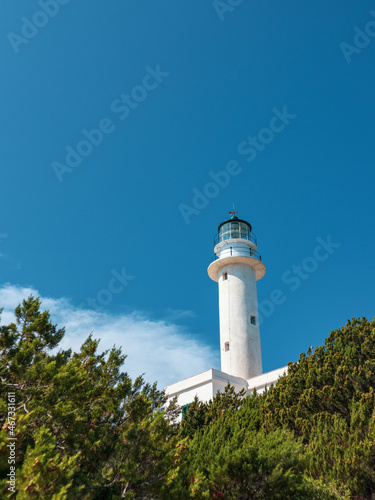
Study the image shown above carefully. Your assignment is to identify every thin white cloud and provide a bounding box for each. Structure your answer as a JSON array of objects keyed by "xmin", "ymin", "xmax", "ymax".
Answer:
[
  {"xmin": 163, "ymin": 308, "xmax": 196, "ymax": 322},
  {"xmin": 0, "ymin": 284, "xmax": 218, "ymax": 389}
]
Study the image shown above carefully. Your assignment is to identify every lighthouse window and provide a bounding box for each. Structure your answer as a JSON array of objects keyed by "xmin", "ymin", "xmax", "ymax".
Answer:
[
  {"xmin": 224, "ymin": 342, "xmax": 229, "ymax": 352},
  {"xmin": 250, "ymin": 315, "xmax": 256, "ymax": 325},
  {"xmin": 223, "ymin": 272, "xmax": 228, "ymax": 281}
]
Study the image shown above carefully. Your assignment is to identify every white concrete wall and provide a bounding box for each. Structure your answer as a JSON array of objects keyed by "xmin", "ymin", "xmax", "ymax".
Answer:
[
  {"xmin": 165, "ymin": 369, "xmax": 249, "ymax": 417},
  {"xmin": 218, "ymin": 263, "xmax": 262, "ymax": 380},
  {"xmin": 247, "ymin": 366, "xmax": 288, "ymax": 394},
  {"xmin": 165, "ymin": 366, "xmax": 289, "ymax": 420}
]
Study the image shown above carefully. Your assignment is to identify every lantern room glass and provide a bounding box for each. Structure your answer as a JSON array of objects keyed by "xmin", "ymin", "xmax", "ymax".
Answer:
[{"xmin": 218, "ymin": 221, "xmax": 251, "ymax": 242}]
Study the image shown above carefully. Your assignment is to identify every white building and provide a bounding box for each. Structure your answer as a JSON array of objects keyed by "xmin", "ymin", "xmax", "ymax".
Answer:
[{"xmin": 165, "ymin": 213, "xmax": 287, "ymax": 414}]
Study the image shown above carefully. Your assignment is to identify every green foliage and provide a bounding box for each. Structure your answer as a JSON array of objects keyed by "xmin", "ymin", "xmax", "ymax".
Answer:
[
  {"xmin": 261, "ymin": 317, "xmax": 375, "ymax": 434},
  {"xmin": 1, "ymin": 296, "xmax": 374, "ymax": 498},
  {"xmin": 260, "ymin": 317, "xmax": 375, "ymax": 497},
  {"xmin": 178, "ymin": 385, "xmax": 247, "ymax": 439},
  {"xmin": 17, "ymin": 426, "xmax": 79, "ymax": 499},
  {"xmin": 166, "ymin": 317, "xmax": 375, "ymax": 498},
  {"xmin": 165, "ymin": 389, "xmax": 339, "ymax": 499},
  {"xmin": 0, "ymin": 296, "xmax": 178, "ymax": 498}
]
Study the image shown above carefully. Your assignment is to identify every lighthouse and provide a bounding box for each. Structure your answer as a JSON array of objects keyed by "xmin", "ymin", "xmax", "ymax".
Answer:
[
  {"xmin": 165, "ymin": 210, "xmax": 287, "ymax": 417},
  {"xmin": 208, "ymin": 213, "xmax": 265, "ymax": 380}
]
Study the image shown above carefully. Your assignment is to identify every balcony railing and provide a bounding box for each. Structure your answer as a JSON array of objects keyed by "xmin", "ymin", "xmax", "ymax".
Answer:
[
  {"xmin": 214, "ymin": 230, "xmax": 257, "ymax": 246},
  {"xmin": 212, "ymin": 247, "xmax": 262, "ymax": 262}
]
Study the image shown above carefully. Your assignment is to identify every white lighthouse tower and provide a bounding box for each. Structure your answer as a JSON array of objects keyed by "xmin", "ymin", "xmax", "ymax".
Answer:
[
  {"xmin": 207, "ymin": 213, "xmax": 265, "ymax": 380},
  {"xmin": 165, "ymin": 211, "xmax": 287, "ymax": 417}
]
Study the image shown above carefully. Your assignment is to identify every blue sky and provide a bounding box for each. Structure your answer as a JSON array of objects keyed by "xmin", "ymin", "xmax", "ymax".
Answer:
[{"xmin": 1, "ymin": 1, "xmax": 374, "ymax": 388}]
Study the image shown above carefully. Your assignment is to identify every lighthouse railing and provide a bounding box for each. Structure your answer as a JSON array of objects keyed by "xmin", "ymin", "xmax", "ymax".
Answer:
[{"xmin": 212, "ymin": 248, "xmax": 262, "ymax": 262}]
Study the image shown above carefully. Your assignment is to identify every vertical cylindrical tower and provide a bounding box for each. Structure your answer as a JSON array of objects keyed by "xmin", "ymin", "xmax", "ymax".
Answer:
[{"xmin": 207, "ymin": 213, "xmax": 265, "ymax": 380}]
